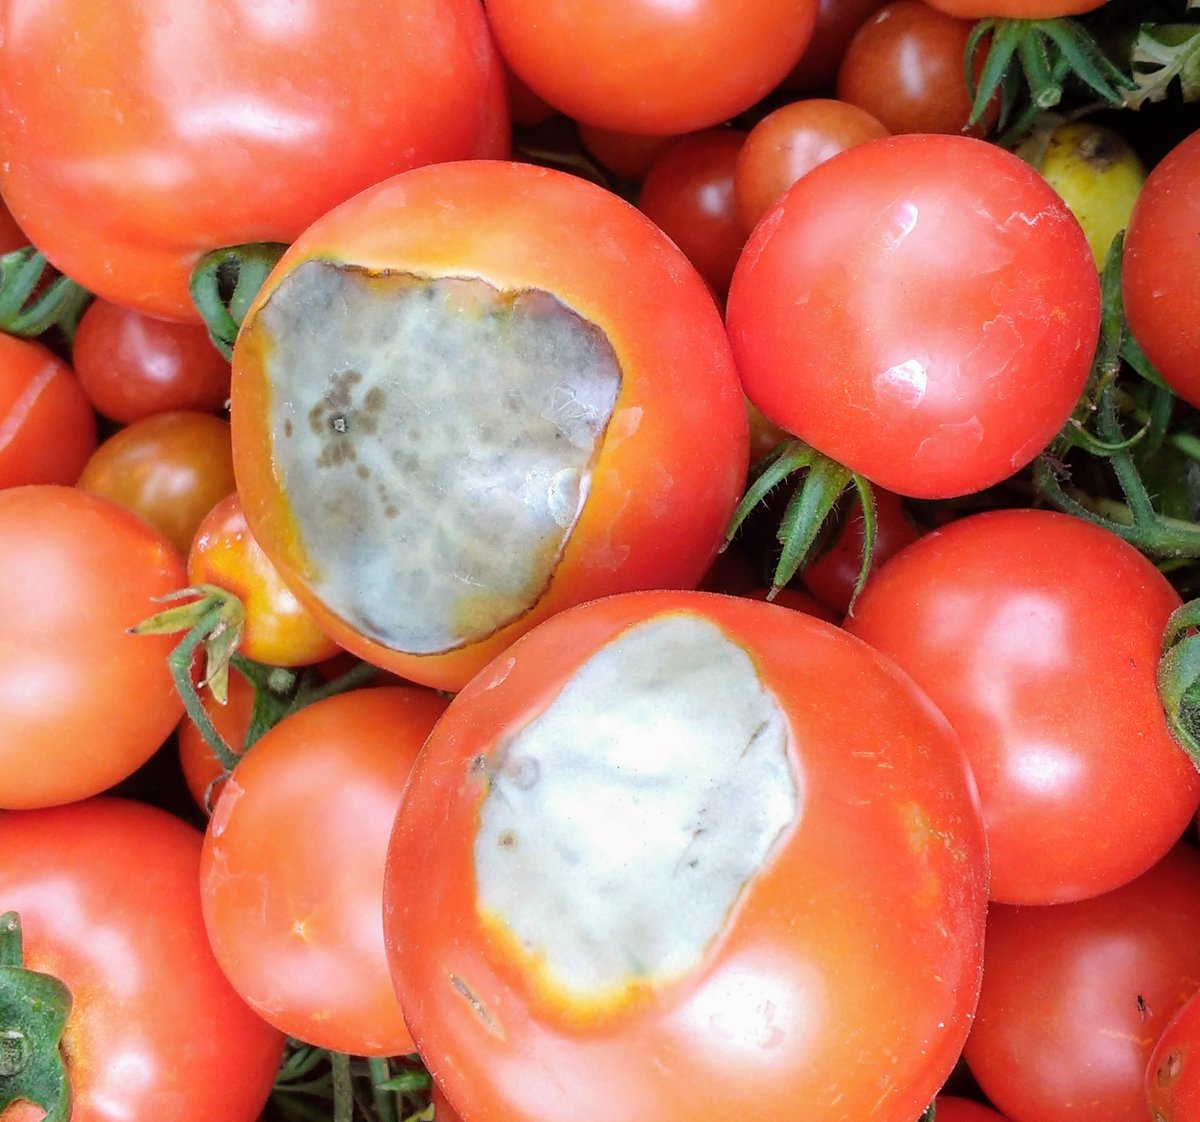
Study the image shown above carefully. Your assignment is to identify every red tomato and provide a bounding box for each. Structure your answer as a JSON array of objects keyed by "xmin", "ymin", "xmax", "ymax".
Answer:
[
  {"xmin": 1147, "ymin": 986, "xmax": 1200, "ymax": 1122},
  {"xmin": 230, "ymin": 160, "xmax": 750, "ymax": 692},
  {"xmin": 734, "ymin": 98, "xmax": 890, "ymax": 233},
  {"xmin": 187, "ymin": 491, "xmax": 340, "ymax": 667},
  {"xmin": 0, "ymin": 797, "xmax": 284, "ymax": 1121},
  {"xmin": 0, "ymin": 197, "xmax": 28, "ymax": 253},
  {"xmin": 385, "ymin": 589, "xmax": 988, "ymax": 1122},
  {"xmin": 0, "ymin": 486, "xmax": 186, "ymax": 808},
  {"xmin": 846, "ymin": 508, "xmax": 1200, "ymax": 904},
  {"xmin": 201, "ymin": 687, "xmax": 448, "ymax": 1056},
  {"xmin": 637, "ymin": 129, "xmax": 748, "ymax": 296},
  {"xmin": 1122, "ymin": 128, "xmax": 1200, "ymax": 409},
  {"xmin": 924, "ymin": 0, "xmax": 1107, "ymax": 13},
  {"xmin": 783, "ymin": 0, "xmax": 890, "ymax": 91},
  {"xmin": 0, "ymin": 332, "xmax": 97, "ymax": 488},
  {"xmin": 77, "ymin": 410, "xmax": 236, "ymax": 556},
  {"xmin": 0, "ymin": 0, "xmax": 508, "ymax": 321},
  {"xmin": 576, "ymin": 125, "xmax": 679, "ymax": 183},
  {"xmin": 935, "ymin": 1096, "xmax": 1011, "ymax": 1121},
  {"xmin": 726, "ymin": 134, "xmax": 1100, "ymax": 499},
  {"xmin": 964, "ymin": 845, "xmax": 1200, "ymax": 1122},
  {"xmin": 486, "ymin": 0, "xmax": 820, "ymax": 135},
  {"xmin": 71, "ymin": 298, "xmax": 232, "ymax": 423}
]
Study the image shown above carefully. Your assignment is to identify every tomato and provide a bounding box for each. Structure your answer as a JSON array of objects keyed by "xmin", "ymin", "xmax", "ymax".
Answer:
[
  {"xmin": 187, "ymin": 491, "xmax": 340, "ymax": 667},
  {"xmin": 637, "ymin": 129, "xmax": 748, "ymax": 297},
  {"xmin": 231, "ymin": 160, "xmax": 749, "ymax": 692},
  {"xmin": 935, "ymin": 1096, "xmax": 1011, "ymax": 1121},
  {"xmin": 783, "ymin": 0, "xmax": 890, "ymax": 91},
  {"xmin": 0, "ymin": 486, "xmax": 186, "ymax": 809},
  {"xmin": 201, "ymin": 687, "xmax": 448, "ymax": 1056},
  {"xmin": 71, "ymin": 298, "xmax": 232, "ymax": 423},
  {"xmin": 0, "ymin": 797, "xmax": 284, "ymax": 1121},
  {"xmin": 77, "ymin": 410, "xmax": 236, "ymax": 556},
  {"xmin": 1147, "ymin": 986, "xmax": 1200, "ymax": 1122},
  {"xmin": 0, "ymin": 197, "xmax": 29, "ymax": 253},
  {"xmin": 846, "ymin": 508, "xmax": 1200, "ymax": 904},
  {"xmin": 836, "ymin": 1, "xmax": 997, "ymax": 137},
  {"xmin": 576, "ymin": 126, "xmax": 679, "ymax": 183},
  {"xmin": 0, "ymin": 332, "xmax": 97, "ymax": 488},
  {"xmin": 734, "ymin": 99, "xmax": 889, "ymax": 233},
  {"xmin": 726, "ymin": 134, "xmax": 1100, "ymax": 499},
  {"xmin": 384, "ymin": 589, "xmax": 988, "ymax": 1122},
  {"xmin": 0, "ymin": 0, "xmax": 508, "ymax": 321},
  {"xmin": 924, "ymin": 0, "xmax": 1107, "ymax": 14},
  {"xmin": 964, "ymin": 845, "xmax": 1200, "ymax": 1122},
  {"xmin": 177, "ymin": 664, "xmax": 256, "ymax": 812},
  {"xmin": 485, "ymin": 0, "xmax": 820, "ymax": 135},
  {"xmin": 1122, "ymin": 127, "xmax": 1200, "ymax": 409}
]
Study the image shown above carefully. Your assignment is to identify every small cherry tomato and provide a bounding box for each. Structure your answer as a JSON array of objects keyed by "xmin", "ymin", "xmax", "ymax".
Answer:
[
  {"xmin": 783, "ymin": 0, "xmax": 890, "ymax": 90},
  {"xmin": 577, "ymin": 125, "xmax": 679, "ymax": 183},
  {"xmin": 78, "ymin": 410, "xmax": 236, "ymax": 556},
  {"xmin": 1147, "ymin": 986, "xmax": 1200, "ymax": 1122}
]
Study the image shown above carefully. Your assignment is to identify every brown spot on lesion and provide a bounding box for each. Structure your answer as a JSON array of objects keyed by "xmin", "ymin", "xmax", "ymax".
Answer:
[
  {"xmin": 356, "ymin": 465, "xmax": 370, "ymax": 480},
  {"xmin": 498, "ymin": 829, "xmax": 517, "ymax": 849},
  {"xmin": 448, "ymin": 974, "xmax": 505, "ymax": 1039},
  {"xmin": 384, "ymin": 504, "xmax": 399, "ymax": 520},
  {"xmin": 283, "ymin": 419, "xmax": 294, "ymax": 438},
  {"xmin": 364, "ymin": 386, "xmax": 386, "ymax": 413}
]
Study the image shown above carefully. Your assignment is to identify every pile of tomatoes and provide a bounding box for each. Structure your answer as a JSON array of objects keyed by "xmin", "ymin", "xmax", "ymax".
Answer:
[{"xmin": 2, "ymin": 0, "xmax": 1200, "ymax": 1120}]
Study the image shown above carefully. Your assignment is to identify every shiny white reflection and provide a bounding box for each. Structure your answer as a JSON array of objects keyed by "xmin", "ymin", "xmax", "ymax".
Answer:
[
  {"xmin": 874, "ymin": 358, "xmax": 928, "ymax": 407},
  {"xmin": 1009, "ymin": 740, "xmax": 1085, "ymax": 796},
  {"xmin": 176, "ymin": 98, "xmax": 319, "ymax": 144}
]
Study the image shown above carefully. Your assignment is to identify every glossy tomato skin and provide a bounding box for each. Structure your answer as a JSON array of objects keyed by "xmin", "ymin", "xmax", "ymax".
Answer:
[
  {"xmin": 0, "ymin": 797, "xmax": 285, "ymax": 1121},
  {"xmin": 385, "ymin": 590, "xmax": 988, "ymax": 1122},
  {"xmin": 0, "ymin": 332, "xmax": 97, "ymax": 488},
  {"xmin": 232, "ymin": 161, "xmax": 750, "ymax": 692},
  {"xmin": 0, "ymin": 0, "xmax": 508, "ymax": 321},
  {"xmin": 925, "ymin": 0, "xmax": 1107, "ymax": 13},
  {"xmin": 201, "ymin": 687, "xmax": 448, "ymax": 1056},
  {"xmin": 965, "ymin": 845, "xmax": 1200, "ymax": 1122},
  {"xmin": 0, "ymin": 486, "xmax": 186, "ymax": 808},
  {"xmin": 726, "ymin": 134, "xmax": 1100, "ymax": 499},
  {"xmin": 1147, "ymin": 986, "xmax": 1200, "ymax": 1122},
  {"xmin": 486, "ymin": 0, "xmax": 819, "ymax": 135},
  {"xmin": 935, "ymin": 1096, "xmax": 1011, "ymax": 1121},
  {"xmin": 783, "ymin": 0, "xmax": 890, "ymax": 91},
  {"xmin": 846, "ymin": 508, "xmax": 1200, "ymax": 905},
  {"xmin": 1122, "ymin": 128, "xmax": 1200, "ymax": 409}
]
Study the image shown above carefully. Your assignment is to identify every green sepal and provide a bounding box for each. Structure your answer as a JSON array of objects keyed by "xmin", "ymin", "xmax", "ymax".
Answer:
[
  {"xmin": 0, "ymin": 913, "xmax": 73, "ymax": 1122},
  {"xmin": 189, "ymin": 242, "xmax": 288, "ymax": 360},
  {"xmin": 1124, "ymin": 23, "xmax": 1200, "ymax": 109},
  {"xmin": 1159, "ymin": 599, "xmax": 1200, "ymax": 772},
  {"xmin": 0, "ymin": 248, "xmax": 93, "ymax": 343}
]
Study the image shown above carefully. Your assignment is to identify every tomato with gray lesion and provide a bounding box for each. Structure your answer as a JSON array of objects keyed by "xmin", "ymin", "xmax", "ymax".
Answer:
[{"xmin": 244, "ymin": 261, "xmax": 624, "ymax": 655}]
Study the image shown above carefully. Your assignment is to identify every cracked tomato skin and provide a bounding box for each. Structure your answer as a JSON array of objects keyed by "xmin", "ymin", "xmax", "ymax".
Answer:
[
  {"xmin": 384, "ymin": 589, "xmax": 988, "ymax": 1122},
  {"xmin": 726, "ymin": 133, "xmax": 1100, "ymax": 499},
  {"xmin": 0, "ymin": 798, "xmax": 285, "ymax": 1122},
  {"xmin": 0, "ymin": 0, "xmax": 508, "ymax": 321},
  {"xmin": 231, "ymin": 161, "xmax": 750, "ymax": 692}
]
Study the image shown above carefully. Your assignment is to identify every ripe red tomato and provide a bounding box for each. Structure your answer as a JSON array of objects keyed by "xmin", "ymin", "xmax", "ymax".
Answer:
[
  {"xmin": 964, "ymin": 845, "xmax": 1200, "ymax": 1122},
  {"xmin": 0, "ymin": 332, "xmax": 97, "ymax": 488},
  {"xmin": 783, "ymin": 0, "xmax": 890, "ymax": 91},
  {"xmin": 845, "ymin": 508, "xmax": 1200, "ymax": 905},
  {"xmin": 0, "ymin": 0, "xmax": 509, "ymax": 321},
  {"xmin": 0, "ymin": 486, "xmax": 186, "ymax": 808},
  {"xmin": 1122, "ymin": 127, "xmax": 1200, "ymax": 409},
  {"xmin": 726, "ymin": 134, "xmax": 1100, "ymax": 499},
  {"xmin": 201, "ymin": 687, "xmax": 448, "ymax": 1056},
  {"xmin": 71, "ymin": 298, "xmax": 232, "ymax": 423},
  {"xmin": 77, "ymin": 410, "xmax": 236, "ymax": 556},
  {"xmin": 0, "ymin": 797, "xmax": 285, "ymax": 1121},
  {"xmin": 1147, "ymin": 986, "xmax": 1200, "ymax": 1122},
  {"xmin": 384, "ymin": 589, "xmax": 988, "ymax": 1122},
  {"xmin": 935, "ymin": 1096, "xmax": 1011, "ymax": 1121},
  {"xmin": 231, "ymin": 160, "xmax": 750, "ymax": 692},
  {"xmin": 485, "ymin": 0, "xmax": 820, "ymax": 135}
]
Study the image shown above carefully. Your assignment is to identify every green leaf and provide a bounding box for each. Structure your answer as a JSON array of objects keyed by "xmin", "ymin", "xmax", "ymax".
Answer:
[{"xmin": 1124, "ymin": 23, "xmax": 1200, "ymax": 109}]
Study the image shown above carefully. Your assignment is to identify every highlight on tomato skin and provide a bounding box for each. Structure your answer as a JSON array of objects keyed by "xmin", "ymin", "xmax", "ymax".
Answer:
[
  {"xmin": 384, "ymin": 589, "xmax": 988, "ymax": 1122},
  {"xmin": 230, "ymin": 160, "xmax": 750, "ymax": 693}
]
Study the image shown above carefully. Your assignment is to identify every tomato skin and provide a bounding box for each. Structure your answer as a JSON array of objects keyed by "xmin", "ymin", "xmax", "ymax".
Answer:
[
  {"xmin": 0, "ymin": 332, "xmax": 97, "ymax": 488},
  {"xmin": 935, "ymin": 1096, "xmax": 1011, "ymax": 1121},
  {"xmin": 726, "ymin": 134, "xmax": 1100, "ymax": 499},
  {"xmin": 385, "ymin": 589, "xmax": 988, "ymax": 1122},
  {"xmin": 783, "ymin": 0, "xmax": 890, "ymax": 91},
  {"xmin": 0, "ymin": 0, "xmax": 509, "ymax": 321},
  {"xmin": 201, "ymin": 687, "xmax": 448, "ymax": 1056},
  {"xmin": 846, "ymin": 508, "xmax": 1200, "ymax": 905},
  {"xmin": 924, "ymin": 0, "xmax": 1107, "ymax": 14},
  {"xmin": 965, "ymin": 845, "xmax": 1200, "ymax": 1122},
  {"xmin": 486, "ymin": 0, "xmax": 820, "ymax": 135},
  {"xmin": 71, "ymin": 298, "xmax": 231, "ymax": 423},
  {"xmin": 232, "ymin": 160, "xmax": 750, "ymax": 692},
  {"xmin": 0, "ymin": 797, "xmax": 285, "ymax": 1122},
  {"xmin": 1122, "ymin": 128, "xmax": 1200, "ymax": 409},
  {"xmin": 1147, "ymin": 987, "xmax": 1200, "ymax": 1122},
  {"xmin": 77, "ymin": 410, "xmax": 236, "ymax": 556},
  {"xmin": 0, "ymin": 486, "xmax": 186, "ymax": 809},
  {"xmin": 177, "ymin": 665, "xmax": 256, "ymax": 812}
]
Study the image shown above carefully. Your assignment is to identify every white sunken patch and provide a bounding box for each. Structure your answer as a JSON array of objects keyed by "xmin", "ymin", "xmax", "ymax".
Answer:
[
  {"xmin": 474, "ymin": 612, "xmax": 799, "ymax": 1002},
  {"xmin": 254, "ymin": 262, "xmax": 622, "ymax": 654}
]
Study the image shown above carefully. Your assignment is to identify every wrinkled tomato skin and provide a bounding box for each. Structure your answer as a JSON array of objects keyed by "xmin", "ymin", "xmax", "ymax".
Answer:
[
  {"xmin": 385, "ymin": 590, "xmax": 988, "ymax": 1122},
  {"xmin": 0, "ymin": 798, "xmax": 285, "ymax": 1122},
  {"xmin": 726, "ymin": 134, "xmax": 1100, "ymax": 499},
  {"xmin": 0, "ymin": 0, "xmax": 509, "ymax": 321},
  {"xmin": 232, "ymin": 161, "xmax": 750, "ymax": 692},
  {"xmin": 846, "ymin": 508, "xmax": 1200, "ymax": 905},
  {"xmin": 965, "ymin": 845, "xmax": 1200, "ymax": 1122},
  {"xmin": 1147, "ymin": 987, "xmax": 1200, "ymax": 1122}
]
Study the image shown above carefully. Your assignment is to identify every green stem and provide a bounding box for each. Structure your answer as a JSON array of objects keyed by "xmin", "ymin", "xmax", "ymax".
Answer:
[
  {"xmin": 369, "ymin": 1057, "xmax": 399, "ymax": 1122},
  {"xmin": 1158, "ymin": 599, "xmax": 1200, "ymax": 772},
  {"xmin": 331, "ymin": 1052, "xmax": 354, "ymax": 1122},
  {"xmin": 189, "ymin": 242, "xmax": 287, "ymax": 359},
  {"xmin": 165, "ymin": 605, "xmax": 242, "ymax": 772}
]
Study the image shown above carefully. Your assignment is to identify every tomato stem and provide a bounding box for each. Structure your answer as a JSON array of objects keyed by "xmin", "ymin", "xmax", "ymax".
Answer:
[
  {"xmin": 1159, "ymin": 599, "xmax": 1200, "ymax": 772},
  {"xmin": 0, "ymin": 248, "xmax": 93, "ymax": 343},
  {"xmin": 369, "ymin": 1057, "xmax": 399, "ymax": 1122},
  {"xmin": 331, "ymin": 1051, "xmax": 354, "ymax": 1122},
  {"xmin": 189, "ymin": 241, "xmax": 287, "ymax": 360}
]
